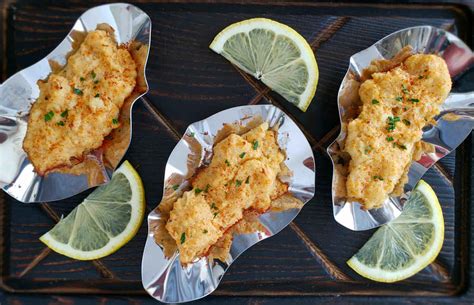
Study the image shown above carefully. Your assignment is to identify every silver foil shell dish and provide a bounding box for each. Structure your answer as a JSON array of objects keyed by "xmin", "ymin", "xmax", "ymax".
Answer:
[
  {"xmin": 0, "ymin": 3, "xmax": 151, "ymax": 203},
  {"xmin": 328, "ymin": 26, "xmax": 474, "ymax": 231},
  {"xmin": 142, "ymin": 105, "xmax": 315, "ymax": 303}
]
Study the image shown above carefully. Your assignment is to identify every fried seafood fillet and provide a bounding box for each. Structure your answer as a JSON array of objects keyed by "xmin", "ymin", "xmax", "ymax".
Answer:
[
  {"xmin": 165, "ymin": 122, "xmax": 288, "ymax": 264},
  {"xmin": 344, "ymin": 54, "xmax": 451, "ymax": 209},
  {"xmin": 23, "ymin": 30, "xmax": 137, "ymax": 175}
]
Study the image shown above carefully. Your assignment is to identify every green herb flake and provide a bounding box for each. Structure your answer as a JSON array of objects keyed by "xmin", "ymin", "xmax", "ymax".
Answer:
[
  {"xmin": 95, "ymin": 93, "xmax": 100, "ymax": 98},
  {"xmin": 91, "ymin": 71, "xmax": 96, "ymax": 79},
  {"xmin": 44, "ymin": 111, "xmax": 54, "ymax": 122},
  {"xmin": 386, "ymin": 136, "xmax": 394, "ymax": 142},
  {"xmin": 395, "ymin": 143, "xmax": 407, "ymax": 150},
  {"xmin": 210, "ymin": 203, "xmax": 218, "ymax": 210},
  {"xmin": 395, "ymin": 96, "xmax": 403, "ymax": 102},
  {"xmin": 387, "ymin": 116, "xmax": 400, "ymax": 132},
  {"xmin": 252, "ymin": 140, "xmax": 259, "ymax": 150},
  {"xmin": 225, "ymin": 159, "xmax": 230, "ymax": 166},
  {"xmin": 73, "ymin": 88, "xmax": 83, "ymax": 95},
  {"xmin": 235, "ymin": 179, "xmax": 242, "ymax": 187},
  {"xmin": 94, "ymin": 80, "xmax": 99, "ymax": 84},
  {"xmin": 213, "ymin": 212, "xmax": 218, "ymax": 218},
  {"xmin": 56, "ymin": 121, "xmax": 65, "ymax": 126},
  {"xmin": 408, "ymin": 98, "xmax": 420, "ymax": 103},
  {"xmin": 188, "ymin": 132, "xmax": 195, "ymax": 137},
  {"xmin": 60, "ymin": 109, "xmax": 68, "ymax": 118},
  {"xmin": 371, "ymin": 99, "xmax": 380, "ymax": 105},
  {"xmin": 373, "ymin": 175, "xmax": 384, "ymax": 181},
  {"xmin": 402, "ymin": 119, "xmax": 411, "ymax": 126},
  {"xmin": 402, "ymin": 84, "xmax": 409, "ymax": 94},
  {"xmin": 112, "ymin": 118, "xmax": 119, "ymax": 125},
  {"xmin": 80, "ymin": 77, "xmax": 85, "ymax": 82},
  {"xmin": 364, "ymin": 146, "xmax": 372, "ymax": 154},
  {"xmin": 204, "ymin": 184, "xmax": 210, "ymax": 193},
  {"xmin": 172, "ymin": 184, "xmax": 179, "ymax": 191},
  {"xmin": 203, "ymin": 229, "xmax": 208, "ymax": 234},
  {"xmin": 195, "ymin": 188, "xmax": 203, "ymax": 195},
  {"xmin": 418, "ymin": 75, "xmax": 424, "ymax": 79},
  {"xmin": 239, "ymin": 152, "xmax": 246, "ymax": 158},
  {"xmin": 180, "ymin": 232, "xmax": 186, "ymax": 244},
  {"xmin": 245, "ymin": 176, "xmax": 250, "ymax": 184}
]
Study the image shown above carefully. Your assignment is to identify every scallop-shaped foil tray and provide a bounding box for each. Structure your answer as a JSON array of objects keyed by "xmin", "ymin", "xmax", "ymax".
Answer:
[
  {"xmin": 0, "ymin": 3, "xmax": 151, "ymax": 203},
  {"xmin": 142, "ymin": 105, "xmax": 315, "ymax": 303},
  {"xmin": 328, "ymin": 26, "xmax": 474, "ymax": 231}
]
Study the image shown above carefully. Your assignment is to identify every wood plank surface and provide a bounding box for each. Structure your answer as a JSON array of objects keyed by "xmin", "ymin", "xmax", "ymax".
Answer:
[{"xmin": 0, "ymin": 1, "xmax": 473, "ymax": 304}]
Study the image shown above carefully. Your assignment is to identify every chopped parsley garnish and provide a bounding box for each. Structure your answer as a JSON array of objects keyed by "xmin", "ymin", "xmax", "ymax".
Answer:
[
  {"xmin": 73, "ymin": 88, "xmax": 83, "ymax": 95},
  {"xmin": 371, "ymin": 99, "xmax": 379, "ymax": 105},
  {"xmin": 80, "ymin": 77, "xmax": 85, "ymax": 82},
  {"xmin": 402, "ymin": 119, "xmax": 411, "ymax": 126},
  {"xmin": 204, "ymin": 184, "xmax": 210, "ymax": 193},
  {"xmin": 239, "ymin": 152, "xmax": 246, "ymax": 158},
  {"xmin": 91, "ymin": 71, "xmax": 96, "ymax": 79},
  {"xmin": 387, "ymin": 116, "xmax": 400, "ymax": 132},
  {"xmin": 402, "ymin": 84, "xmax": 409, "ymax": 94},
  {"xmin": 373, "ymin": 175, "xmax": 384, "ymax": 181},
  {"xmin": 245, "ymin": 176, "xmax": 250, "ymax": 184},
  {"xmin": 235, "ymin": 179, "xmax": 242, "ymax": 187},
  {"xmin": 180, "ymin": 232, "xmax": 186, "ymax": 244},
  {"xmin": 225, "ymin": 159, "xmax": 230, "ymax": 166},
  {"xmin": 418, "ymin": 75, "xmax": 424, "ymax": 79},
  {"xmin": 213, "ymin": 212, "xmax": 218, "ymax": 218},
  {"xmin": 195, "ymin": 188, "xmax": 203, "ymax": 195},
  {"xmin": 172, "ymin": 184, "xmax": 179, "ymax": 191},
  {"xmin": 252, "ymin": 140, "xmax": 259, "ymax": 150},
  {"xmin": 408, "ymin": 98, "xmax": 420, "ymax": 103},
  {"xmin": 203, "ymin": 229, "xmax": 208, "ymax": 234},
  {"xmin": 386, "ymin": 136, "xmax": 394, "ymax": 142},
  {"xmin": 394, "ymin": 143, "xmax": 407, "ymax": 150},
  {"xmin": 395, "ymin": 96, "xmax": 403, "ymax": 102},
  {"xmin": 95, "ymin": 93, "xmax": 100, "ymax": 98},
  {"xmin": 188, "ymin": 132, "xmax": 195, "ymax": 137},
  {"xmin": 210, "ymin": 202, "xmax": 218, "ymax": 210},
  {"xmin": 94, "ymin": 80, "xmax": 99, "ymax": 84},
  {"xmin": 44, "ymin": 111, "xmax": 54, "ymax": 122},
  {"xmin": 56, "ymin": 121, "xmax": 65, "ymax": 126},
  {"xmin": 60, "ymin": 109, "xmax": 68, "ymax": 118},
  {"xmin": 112, "ymin": 118, "xmax": 119, "ymax": 124}
]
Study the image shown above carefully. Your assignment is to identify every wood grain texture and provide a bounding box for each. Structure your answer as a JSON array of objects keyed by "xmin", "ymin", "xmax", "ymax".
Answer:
[{"xmin": 0, "ymin": 1, "xmax": 472, "ymax": 305}]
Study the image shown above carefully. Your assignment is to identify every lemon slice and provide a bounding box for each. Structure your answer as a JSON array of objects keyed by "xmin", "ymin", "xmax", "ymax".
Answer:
[
  {"xmin": 347, "ymin": 180, "xmax": 444, "ymax": 282},
  {"xmin": 210, "ymin": 18, "xmax": 318, "ymax": 112},
  {"xmin": 40, "ymin": 161, "xmax": 145, "ymax": 260}
]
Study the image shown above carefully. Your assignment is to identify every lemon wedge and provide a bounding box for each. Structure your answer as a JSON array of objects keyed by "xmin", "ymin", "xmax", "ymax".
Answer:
[
  {"xmin": 347, "ymin": 180, "xmax": 444, "ymax": 282},
  {"xmin": 210, "ymin": 18, "xmax": 318, "ymax": 112},
  {"xmin": 40, "ymin": 160, "xmax": 145, "ymax": 260}
]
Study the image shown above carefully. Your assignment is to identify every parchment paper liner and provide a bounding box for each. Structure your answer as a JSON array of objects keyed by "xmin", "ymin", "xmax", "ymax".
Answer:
[
  {"xmin": 0, "ymin": 3, "xmax": 151, "ymax": 203},
  {"xmin": 142, "ymin": 105, "xmax": 315, "ymax": 303},
  {"xmin": 327, "ymin": 26, "xmax": 474, "ymax": 231}
]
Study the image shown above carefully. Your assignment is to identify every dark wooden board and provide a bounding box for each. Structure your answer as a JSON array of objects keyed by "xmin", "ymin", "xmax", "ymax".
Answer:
[{"xmin": 0, "ymin": 1, "xmax": 473, "ymax": 304}]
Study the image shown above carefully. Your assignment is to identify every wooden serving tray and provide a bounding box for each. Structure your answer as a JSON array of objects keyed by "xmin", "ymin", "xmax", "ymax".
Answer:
[{"xmin": 0, "ymin": 1, "xmax": 472, "ymax": 304}]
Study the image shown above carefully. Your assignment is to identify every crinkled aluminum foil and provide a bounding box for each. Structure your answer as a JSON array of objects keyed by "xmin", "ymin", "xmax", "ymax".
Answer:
[
  {"xmin": 327, "ymin": 26, "xmax": 474, "ymax": 231},
  {"xmin": 0, "ymin": 3, "xmax": 151, "ymax": 203},
  {"xmin": 142, "ymin": 105, "xmax": 315, "ymax": 303}
]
